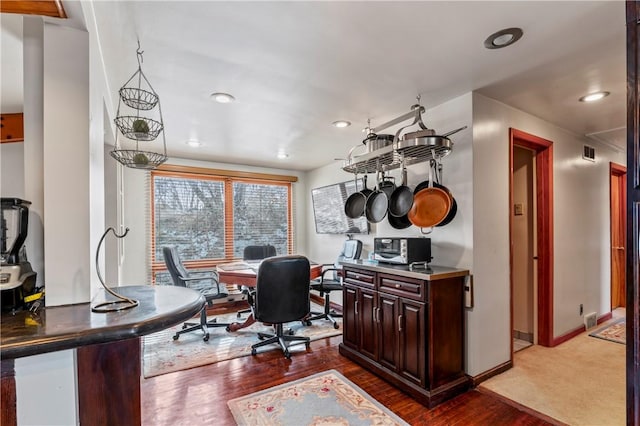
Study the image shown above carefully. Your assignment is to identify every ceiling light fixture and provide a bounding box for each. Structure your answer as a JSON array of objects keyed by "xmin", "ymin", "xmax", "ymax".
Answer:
[
  {"xmin": 186, "ymin": 139, "xmax": 202, "ymax": 147},
  {"xmin": 484, "ymin": 27, "xmax": 523, "ymax": 49},
  {"xmin": 210, "ymin": 92, "xmax": 235, "ymax": 103},
  {"xmin": 277, "ymin": 152, "xmax": 289, "ymax": 159},
  {"xmin": 579, "ymin": 91, "xmax": 610, "ymax": 102},
  {"xmin": 332, "ymin": 120, "xmax": 351, "ymax": 128}
]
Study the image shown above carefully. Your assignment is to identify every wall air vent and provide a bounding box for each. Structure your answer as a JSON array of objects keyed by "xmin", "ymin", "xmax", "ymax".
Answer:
[{"xmin": 582, "ymin": 145, "xmax": 595, "ymax": 162}]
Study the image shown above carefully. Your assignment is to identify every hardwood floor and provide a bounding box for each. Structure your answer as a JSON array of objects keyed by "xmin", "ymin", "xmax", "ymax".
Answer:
[{"xmin": 141, "ymin": 332, "xmax": 552, "ymax": 425}]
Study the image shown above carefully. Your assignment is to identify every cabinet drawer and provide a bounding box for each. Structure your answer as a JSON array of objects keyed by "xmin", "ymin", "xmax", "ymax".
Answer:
[
  {"xmin": 343, "ymin": 268, "xmax": 375, "ymax": 289},
  {"xmin": 378, "ymin": 273, "xmax": 426, "ymax": 301}
]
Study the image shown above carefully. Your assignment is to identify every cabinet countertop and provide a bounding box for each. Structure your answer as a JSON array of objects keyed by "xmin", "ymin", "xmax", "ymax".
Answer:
[
  {"xmin": 339, "ymin": 259, "xmax": 469, "ymax": 281},
  {"xmin": 0, "ymin": 285, "xmax": 205, "ymax": 360}
]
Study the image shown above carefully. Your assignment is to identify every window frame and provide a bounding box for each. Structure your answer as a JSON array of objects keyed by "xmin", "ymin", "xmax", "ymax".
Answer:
[{"xmin": 150, "ymin": 164, "xmax": 296, "ymax": 281}]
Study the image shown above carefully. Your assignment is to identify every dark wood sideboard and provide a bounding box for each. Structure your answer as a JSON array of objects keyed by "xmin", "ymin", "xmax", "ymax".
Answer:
[
  {"xmin": 339, "ymin": 261, "xmax": 470, "ymax": 408},
  {"xmin": 0, "ymin": 285, "xmax": 204, "ymax": 426}
]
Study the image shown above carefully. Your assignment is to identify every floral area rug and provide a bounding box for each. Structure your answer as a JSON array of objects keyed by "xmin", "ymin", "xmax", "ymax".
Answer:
[
  {"xmin": 143, "ymin": 304, "xmax": 341, "ymax": 378},
  {"xmin": 589, "ymin": 318, "xmax": 626, "ymax": 344},
  {"xmin": 227, "ymin": 370, "xmax": 409, "ymax": 426}
]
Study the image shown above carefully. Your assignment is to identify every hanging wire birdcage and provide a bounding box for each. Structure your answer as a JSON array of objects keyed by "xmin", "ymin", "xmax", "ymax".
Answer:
[{"xmin": 111, "ymin": 42, "xmax": 167, "ymax": 170}]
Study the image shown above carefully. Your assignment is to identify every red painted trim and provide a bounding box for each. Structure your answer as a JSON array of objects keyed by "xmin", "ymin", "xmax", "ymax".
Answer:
[
  {"xmin": 552, "ymin": 312, "xmax": 613, "ymax": 346},
  {"xmin": 509, "ymin": 128, "xmax": 554, "ymax": 348}
]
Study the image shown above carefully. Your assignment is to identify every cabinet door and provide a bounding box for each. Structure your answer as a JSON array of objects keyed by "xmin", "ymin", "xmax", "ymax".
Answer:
[
  {"xmin": 398, "ymin": 298, "xmax": 426, "ymax": 386},
  {"xmin": 342, "ymin": 284, "xmax": 359, "ymax": 350},
  {"xmin": 377, "ymin": 293, "xmax": 399, "ymax": 371},
  {"xmin": 359, "ymin": 288, "xmax": 377, "ymax": 360}
]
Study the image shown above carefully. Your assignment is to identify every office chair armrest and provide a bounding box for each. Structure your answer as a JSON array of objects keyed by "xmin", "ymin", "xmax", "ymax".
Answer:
[{"xmin": 318, "ymin": 267, "xmax": 341, "ymax": 284}]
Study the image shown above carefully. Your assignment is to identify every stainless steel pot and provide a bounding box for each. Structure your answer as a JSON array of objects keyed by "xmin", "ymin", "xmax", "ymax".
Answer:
[{"xmin": 363, "ymin": 133, "xmax": 395, "ymax": 153}]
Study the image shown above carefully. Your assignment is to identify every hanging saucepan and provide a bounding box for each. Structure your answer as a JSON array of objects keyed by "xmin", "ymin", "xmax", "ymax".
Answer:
[
  {"xmin": 379, "ymin": 173, "xmax": 396, "ymax": 199},
  {"xmin": 344, "ymin": 175, "xmax": 373, "ymax": 219},
  {"xmin": 365, "ymin": 169, "xmax": 389, "ymax": 223},
  {"xmin": 408, "ymin": 163, "xmax": 451, "ymax": 233},
  {"xmin": 363, "ymin": 133, "xmax": 395, "ymax": 153},
  {"xmin": 389, "ymin": 154, "xmax": 413, "ymax": 217}
]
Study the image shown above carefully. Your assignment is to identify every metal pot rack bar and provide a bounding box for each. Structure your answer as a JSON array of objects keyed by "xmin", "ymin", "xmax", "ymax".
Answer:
[{"xmin": 342, "ymin": 104, "xmax": 455, "ymax": 174}]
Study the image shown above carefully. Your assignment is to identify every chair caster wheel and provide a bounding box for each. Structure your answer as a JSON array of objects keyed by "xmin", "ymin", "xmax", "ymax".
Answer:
[
  {"xmin": 258, "ymin": 335, "xmax": 265, "ymax": 340},
  {"xmin": 173, "ymin": 334, "xmax": 179, "ymax": 341},
  {"xmin": 305, "ymin": 342, "xmax": 311, "ymax": 349},
  {"xmin": 203, "ymin": 334, "xmax": 209, "ymax": 342},
  {"xmin": 333, "ymin": 323, "xmax": 340, "ymax": 329},
  {"xmin": 305, "ymin": 321, "xmax": 312, "ymax": 326},
  {"xmin": 211, "ymin": 318, "xmax": 217, "ymax": 323},
  {"xmin": 181, "ymin": 324, "xmax": 187, "ymax": 330},
  {"xmin": 251, "ymin": 348, "xmax": 257, "ymax": 355},
  {"xmin": 287, "ymin": 329, "xmax": 295, "ymax": 336},
  {"xmin": 225, "ymin": 325, "xmax": 231, "ymax": 332},
  {"xmin": 284, "ymin": 351, "xmax": 291, "ymax": 359},
  {"xmin": 237, "ymin": 312, "xmax": 242, "ymax": 318}
]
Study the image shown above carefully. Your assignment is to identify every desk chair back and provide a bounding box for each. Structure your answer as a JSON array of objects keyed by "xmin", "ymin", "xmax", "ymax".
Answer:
[
  {"xmin": 243, "ymin": 244, "xmax": 277, "ymax": 261},
  {"xmin": 163, "ymin": 246, "xmax": 190, "ymax": 287},
  {"xmin": 254, "ymin": 255, "xmax": 310, "ymax": 324}
]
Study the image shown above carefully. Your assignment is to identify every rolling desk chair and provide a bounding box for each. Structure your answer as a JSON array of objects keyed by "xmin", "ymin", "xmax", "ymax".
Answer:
[
  {"xmin": 306, "ymin": 238, "xmax": 363, "ymax": 329},
  {"xmin": 162, "ymin": 246, "xmax": 230, "ymax": 341},
  {"xmin": 251, "ymin": 255, "xmax": 311, "ymax": 359},
  {"xmin": 236, "ymin": 244, "xmax": 277, "ymax": 318}
]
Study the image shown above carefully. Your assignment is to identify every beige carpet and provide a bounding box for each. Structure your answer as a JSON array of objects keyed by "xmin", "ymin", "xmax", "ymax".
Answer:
[{"xmin": 480, "ymin": 320, "xmax": 625, "ymax": 425}]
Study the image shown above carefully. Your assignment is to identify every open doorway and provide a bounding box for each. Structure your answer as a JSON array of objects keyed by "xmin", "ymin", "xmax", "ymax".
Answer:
[
  {"xmin": 609, "ymin": 162, "xmax": 626, "ymax": 311},
  {"xmin": 509, "ymin": 128, "xmax": 554, "ymax": 356}
]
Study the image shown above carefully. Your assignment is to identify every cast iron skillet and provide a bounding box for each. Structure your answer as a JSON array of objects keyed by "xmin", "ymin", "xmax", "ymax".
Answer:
[{"xmin": 387, "ymin": 210, "xmax": 412, "ymax": 229}]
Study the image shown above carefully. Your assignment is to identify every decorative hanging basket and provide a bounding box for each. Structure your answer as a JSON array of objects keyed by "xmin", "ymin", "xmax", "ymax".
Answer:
[
  {"xmin": 111, "ymin": 42, "xmax": 168, "ymax": 171},
  {"xmin": 114, "ymin": 115, "xmax": 163, "ymax": 141},
  {"xmin": 110, "ymin": 149, "xmax": 167, "ymax": 170},
  {"xmin": 119, "ymin": 87, "xmax": 158, "ymax": 111}
]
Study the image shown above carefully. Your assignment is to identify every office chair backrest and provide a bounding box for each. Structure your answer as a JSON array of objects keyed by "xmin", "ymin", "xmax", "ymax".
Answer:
[
  {"xmin": 243, "ymin": 244, "xmax": 277, "ymax": 261},
  {"xmin": 331, "ymin": 239, "xmax": 363, "ymax": 279},
  {"xmin": 162, "ymin": 246, "xmax": 189, "ymax": 287},
  {"xmin": 254, "ymin": 255, "xmax": 310, "ymax": 324}
]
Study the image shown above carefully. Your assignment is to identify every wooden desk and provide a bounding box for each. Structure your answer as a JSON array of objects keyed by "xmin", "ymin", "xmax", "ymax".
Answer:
[
  {"xmin": 217, "ymin": 261, "xmax": 322, "ymax": 332},
  {"xmin": 0, "ymin": 285, "xmax": 204, "ymax": 426}
]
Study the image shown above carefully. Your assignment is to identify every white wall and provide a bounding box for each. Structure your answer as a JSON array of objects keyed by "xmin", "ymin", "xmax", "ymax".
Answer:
[
  {"xmin": 119, "ymin": 156, "xmax": 308, "ymax": 285},
  {"xmin": 471, "ymin": 92, "xmax": 625, "ymax": 375},
  {"xmin": 0, "ymin": 142, "xmax": 25, "ymax": 197}
]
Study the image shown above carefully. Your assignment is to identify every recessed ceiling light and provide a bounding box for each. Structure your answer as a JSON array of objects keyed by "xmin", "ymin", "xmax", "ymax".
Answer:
[
  {"xmin": 277, "ymin": 152, "xmax": 289, "ymax": 159},
  {"xmin": 579, "ymin": 91, "xmax": 610, "ymax": 102},
  {"xmin": 210, "ymin": 92, "xmax": 235, "ymax": 103},
  {"xmin": 484, "ymin": 27, "xmax": 523, "ymax": 49},
  {"xmin": 332, "ymin": 120, "xmax": 351, "ymax": 128},
  {"xmin": 186, "ymin": 139, "xmax": 202, "ymax": 147}
]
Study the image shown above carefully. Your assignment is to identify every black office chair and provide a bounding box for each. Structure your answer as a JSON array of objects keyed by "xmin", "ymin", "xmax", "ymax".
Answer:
[
  {"xmin": 162, "ymin": 246, "xmax": 230, "ymax": 341},
  {"xmin": 236, "ymin": 244, "xmax": 277, "ymax": 318},
  {"xmin": 306, "ymin": 238, "xmax": 363, "ymax": 329},
  {"xmin": 243, "ymin": 244, "xmax": 277, "ymax": 261},
  {"xmin": 251, "ymin": 255, "xmax": 311, "ymax": 359}
]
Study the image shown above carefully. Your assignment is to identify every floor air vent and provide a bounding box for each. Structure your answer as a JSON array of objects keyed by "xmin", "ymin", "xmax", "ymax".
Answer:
[
  {"xmin": 584, "ymin": 312, "xmax": 597, "ymax": 329},
  {"xmin": 582, "ymin": 145, "xmax": 595, "ymax": 162}
]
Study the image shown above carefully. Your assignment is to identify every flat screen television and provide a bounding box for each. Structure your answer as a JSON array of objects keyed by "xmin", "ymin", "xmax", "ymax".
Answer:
[{"xmin": 311, "ymin": 179, "xmax": 369, "ymax": 234}]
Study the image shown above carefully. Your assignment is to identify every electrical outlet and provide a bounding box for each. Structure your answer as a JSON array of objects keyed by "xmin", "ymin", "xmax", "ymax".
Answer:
[{"xmin": 579, "ymin": 304, "xmax": 583, "ymax": 316}]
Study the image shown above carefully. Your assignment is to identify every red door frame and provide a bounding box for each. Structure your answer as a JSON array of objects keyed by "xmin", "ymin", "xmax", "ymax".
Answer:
[
  {"xmin": 509, "ymin": 128, "xmax": 554, "ymax": 350},
  {"xmin": 610, "ymin": 162, "xmax": 627, "ymax": 310}
]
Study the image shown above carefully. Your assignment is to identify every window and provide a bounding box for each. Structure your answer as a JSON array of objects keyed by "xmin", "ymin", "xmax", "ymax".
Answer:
[{"xmin": 150, "ymin": 166, "xmax": 295, "ymax": 283}]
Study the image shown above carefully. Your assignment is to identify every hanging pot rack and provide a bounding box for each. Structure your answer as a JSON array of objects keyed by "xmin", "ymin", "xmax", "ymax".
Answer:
[{"xmin": 342, "ymin": 100, "xmax": 465, "ymax": 174}]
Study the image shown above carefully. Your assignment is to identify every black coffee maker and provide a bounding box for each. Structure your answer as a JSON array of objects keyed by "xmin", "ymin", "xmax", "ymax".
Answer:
[{"xmin": 1, "ymin": 198, "xmax": 38, "ymax": 312}]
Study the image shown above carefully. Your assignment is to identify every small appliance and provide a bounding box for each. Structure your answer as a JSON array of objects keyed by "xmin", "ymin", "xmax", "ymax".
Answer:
[
  {"xmin": 373, "ymin": 237, "xmax": 431, "ymax": 265},
  {"xmin": 1, "ymin": 198, "xmax": 38, "ymax": 312}
]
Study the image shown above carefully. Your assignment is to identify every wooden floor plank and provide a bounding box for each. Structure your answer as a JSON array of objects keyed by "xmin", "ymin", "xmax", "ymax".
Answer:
[{"xmin": 141, "ymin": 333, "xmax": 552, "ymax": 425}]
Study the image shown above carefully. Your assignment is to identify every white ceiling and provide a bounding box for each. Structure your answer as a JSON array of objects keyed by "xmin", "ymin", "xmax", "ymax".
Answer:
[{"xmin": 2, "ymin": 1, "xmax": 627, "ymax": 171}]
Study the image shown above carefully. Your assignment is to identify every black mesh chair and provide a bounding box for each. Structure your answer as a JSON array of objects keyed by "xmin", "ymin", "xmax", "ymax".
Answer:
[
  {"xmin": 236, "ymin": 244, "xmax": 277, "ymax": 318},
  {"xmin": 307, "ymin": 238, "xmax": 363, "ymax": 329},
  {"xmin": 162, "ymin": 246, "xmax": 230, "ymax": 341},
  {"xmin": 251, "ymin": 255, "xmax": 311, "ymax": 359}
]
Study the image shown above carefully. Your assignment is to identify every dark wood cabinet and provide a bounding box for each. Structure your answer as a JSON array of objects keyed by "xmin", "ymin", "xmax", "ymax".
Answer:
[{"xmin": 340, "ymin": 264, "xmax": 470, "ymax": 408}]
